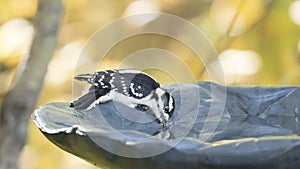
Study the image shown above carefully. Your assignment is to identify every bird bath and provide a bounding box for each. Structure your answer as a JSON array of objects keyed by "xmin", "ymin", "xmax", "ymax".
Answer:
[{"xmin": 32, "ymin": 82, "xmax": 300, "ymax": 169}]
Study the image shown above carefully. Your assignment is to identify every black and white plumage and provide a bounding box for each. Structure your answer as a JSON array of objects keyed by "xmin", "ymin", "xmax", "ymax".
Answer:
[{"xmin": 70, "ymin": 69, "xmax": 175, "ymax": 126}]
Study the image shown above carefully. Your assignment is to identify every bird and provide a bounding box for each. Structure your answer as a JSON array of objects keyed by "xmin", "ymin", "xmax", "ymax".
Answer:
[{"xmin": 70, "ymin": 69, "xmax": 175, "ymax": 126}]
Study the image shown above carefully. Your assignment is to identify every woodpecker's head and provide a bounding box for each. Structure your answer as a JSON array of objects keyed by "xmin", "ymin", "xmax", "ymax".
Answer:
[{"xmin": 139, "ymin": 88, "xmax": 175, "ymax": 126}]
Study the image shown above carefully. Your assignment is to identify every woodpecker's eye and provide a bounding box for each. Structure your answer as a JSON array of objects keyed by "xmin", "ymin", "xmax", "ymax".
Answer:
[{"xmin": 164, "ymin": 106, "xmax": 169, "ymax": 112}]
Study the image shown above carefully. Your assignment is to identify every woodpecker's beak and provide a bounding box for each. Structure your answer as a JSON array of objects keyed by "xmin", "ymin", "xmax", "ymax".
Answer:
[{"xmin": 161, "ymin": 119, "xmax": 167, "ymax": 127}]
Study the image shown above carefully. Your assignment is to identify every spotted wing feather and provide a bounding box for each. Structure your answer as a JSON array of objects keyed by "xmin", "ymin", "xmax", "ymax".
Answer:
[
  {"xmin": 116, "ymin": 72, "xmax": 160, "ymax": 99},
  {"xmin": 74, "ymin": 70, "xmax": 115, "ymax": 89}
]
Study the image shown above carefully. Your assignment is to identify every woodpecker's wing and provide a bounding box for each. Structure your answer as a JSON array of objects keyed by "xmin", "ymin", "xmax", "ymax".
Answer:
[
  {"xmin": 72, "ymin": 71, "xmax": 117, "ymax": 110},
  {"xmin": 115, "ymin": 70, "xmax": 160, "ymax": 99},
  {"xmin": 72, "ymin": 69, "xmax": 161, "ymax": 108},
  {"xmin": 71, "ymin": 86, "xmax": 111, "ymax": 110},
  {"xmin": 74, "ymin": 71, "xmax": 114, "ymax": 89}
]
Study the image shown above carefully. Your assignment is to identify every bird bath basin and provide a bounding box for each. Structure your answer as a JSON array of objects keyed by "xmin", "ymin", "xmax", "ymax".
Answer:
[{"xmin": 32, "ymin": 82, "xmax": 300, "ymax": 169}]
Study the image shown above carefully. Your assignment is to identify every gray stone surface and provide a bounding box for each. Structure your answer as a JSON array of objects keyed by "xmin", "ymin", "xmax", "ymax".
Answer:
[{"xmin": 32, "ymin": 82, "xmax": 300, "ymax": 169}]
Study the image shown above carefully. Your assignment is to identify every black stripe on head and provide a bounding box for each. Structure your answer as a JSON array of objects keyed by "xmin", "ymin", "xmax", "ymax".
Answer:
[{"xmin": 162, "ymin": 92, "xmax": 174, "ymax": 118}]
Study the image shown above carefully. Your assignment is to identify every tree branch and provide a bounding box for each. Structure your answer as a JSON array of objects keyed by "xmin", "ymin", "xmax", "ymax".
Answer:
[
  {"xmin": 0, "ymin": 1, "xmax": 63, "ymax": 169},
  {"xmin": 198, "ymin": 0, "xmax": 278, "ymax": 79}
]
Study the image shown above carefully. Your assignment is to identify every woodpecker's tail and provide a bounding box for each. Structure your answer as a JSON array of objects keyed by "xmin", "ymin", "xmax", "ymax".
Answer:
[
  {"xmin": 70, "ymin": 86, "xmax": 110, "ymax": 110},
  {"xmin": 70, "ymin": 91, "xmax": 98, "ymax": 110}
]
